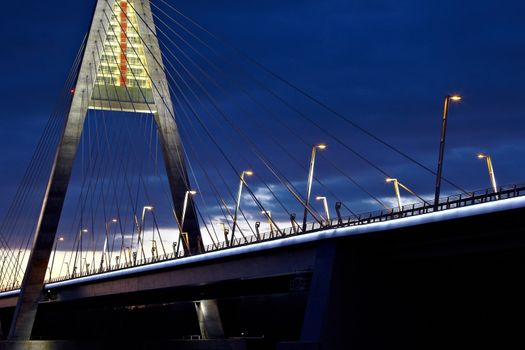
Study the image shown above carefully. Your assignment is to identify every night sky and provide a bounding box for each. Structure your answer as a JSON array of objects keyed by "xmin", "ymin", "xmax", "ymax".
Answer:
[{"xmin": 0, "ymin": 0, "xmax": 524, "ymax": 227}]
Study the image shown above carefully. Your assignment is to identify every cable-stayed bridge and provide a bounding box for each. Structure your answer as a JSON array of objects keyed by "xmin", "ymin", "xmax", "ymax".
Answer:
[{"xmin": 0, "ymin": 0, "xmax": 523, "ymax": 348}]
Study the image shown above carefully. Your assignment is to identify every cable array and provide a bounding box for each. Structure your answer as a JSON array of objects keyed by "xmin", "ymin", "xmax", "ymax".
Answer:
[{"xmin": 0, "ymin": 0, "xmax": 471, "ymax": 290}]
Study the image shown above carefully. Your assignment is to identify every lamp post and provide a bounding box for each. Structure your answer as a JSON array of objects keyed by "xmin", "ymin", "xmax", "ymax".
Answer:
[
  {"xmin": 477, "ymin": 153, "xmax": 498, "ymax": 192},
  {"xmin": 261, "ymin": 210, "xmax": 275, "ymax": 236},
  {"xmin": 101, "ymin": 219, "xmax": 118, "ymax": 271},
  {"xmin": 386, "ymin": 178, "xmax": 403, "ymax": 210},
  {"xmin": 138, "ymin": 206, "xmax": 154, "ymax": 260},
  {"xmin": 386, "ymin": 178, "xmax": 427, "ymax": 211},
  {"xmin": 82, "ymin": 258, "xmax": 88, "ymax": 275},
  {"xmin": 231, "ymin": 170, "xmax": 253, "ymax": 244},
  {"xmin": 303, "ymin": 144, "xmax": 326, "ymax": 231},
  {"xmin": 63, "ymin": 262, "xmax": 70, "ymax": 277},
  {"xmin": 125, "ymin": 247, "xmax": 132, "ymax": 266},
  {"xmin": 49, "ymin": 236, "xmax": 64, "ymax": 280},
  {"xmin": 151, "ymin": 239, "xmax": 158, "ymax": 260},
  {"xmin": 77, "ymin": 229, "xmax": 88, "ymax": 275},
  {"xmin": 315, "ymin": 196, "xmax": 330, "ymax": 224},
  {"xmin": 434, "ymin": 94, "xmax": 462, "ymax": 210},
  {"xmin": 181, "ymin": 190, "xmax": 197, "ymax": 235},
  {"xmin": 219, "ymin": 223, "xmax": 229, "ymax": 246}
]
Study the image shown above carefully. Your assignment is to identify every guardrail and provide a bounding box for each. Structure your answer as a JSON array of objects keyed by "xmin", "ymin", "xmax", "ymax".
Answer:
[{"xmin": 4, "ymin": 183, "xmax": 525, "ymax": 290}]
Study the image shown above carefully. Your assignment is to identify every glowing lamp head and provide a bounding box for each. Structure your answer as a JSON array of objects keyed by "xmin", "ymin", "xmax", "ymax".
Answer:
[
  {"xmin": 244, "ymin": 170, "xmax": 254, "ymax": 176},
  {"xmin": 315, "ymin": 196, "xmax": 326, "ymax": 201},
  {"xmin": 449, "ymin": 95, "xmax": 462, "ymax": 101},
  {"xmin": 316, "ymin": 144, "xmax": 327, "ymax": 150},
  {"xmin": 111, "ymin": 219, "xmax": 118, "ymax": 223},
  {"xmin": 477, "ymin": 153, "xmax": 488, "ymax": 160},
  {"xmin": 81, "ymin": 229, "xmax": 88, "ymax": 233},
  {"xmin": 385, "ymin": 177, "xmax": 397, "ymax": 183},
  {"xmin": 58, "ymin": 237, "xmax": 65, "ymax": 241},
  {"xmin": 144, "ymin": 206, "xmax": 154, "ymax": 211},
  {"xmin": 188, "ymin": 190, "xmax": 197, "ymax": 195}
]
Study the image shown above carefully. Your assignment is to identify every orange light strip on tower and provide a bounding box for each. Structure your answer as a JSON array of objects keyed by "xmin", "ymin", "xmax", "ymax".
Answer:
[{"xmin": 119, "ymin": 0, "xmax": 128, "ymax": 86}]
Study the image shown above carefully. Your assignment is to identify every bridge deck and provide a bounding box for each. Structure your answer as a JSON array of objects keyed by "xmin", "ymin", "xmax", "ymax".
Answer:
[{"xmin": 0, "ymin": 183, "xmax": 523, "ymax": 303}]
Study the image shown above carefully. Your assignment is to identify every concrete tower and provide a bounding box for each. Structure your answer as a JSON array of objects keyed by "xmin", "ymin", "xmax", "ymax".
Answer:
[{"xmin": 9, "ymin": 0, "xmax": 202, "ymax": 339}]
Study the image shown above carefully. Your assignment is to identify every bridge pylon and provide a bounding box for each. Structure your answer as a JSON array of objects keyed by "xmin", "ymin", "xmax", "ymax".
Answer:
[{"xmin": 8, "ymin": 0, "xmax": 202, "ymax": 340}]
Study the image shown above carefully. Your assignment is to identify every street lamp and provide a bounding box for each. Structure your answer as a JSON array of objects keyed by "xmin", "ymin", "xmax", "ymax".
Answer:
[
  {"xmin": 138, "ymin": 206, "xmax": 154, "ymax": 260},
  {"xmin": 63, "ymin": 262, "xmax": 70, "ymax": 277},
  {"xmin": 50, "ymin": 236, "xmax": 64, "ymax": 279},
  {"xmin": 477, "ymin": 153, "xmax": 498, "ymax": 192},
  {"xmin": 151, "ymin": 240, "xmax": 158, "ymax": 259},
  {"xmin": 181, "ymin": 190, "xmax": 197, "ymax": 234},
  {"xmin": 315, "ymin": 196, "xmax": 330, "ymax": 224},
  {"xmin": 434, "ymin": 94, "xmax": 462, "ymax": 209},
  {"xmin": 78, "ymin": 229, "xmax": 88, "ymax": 275},
  {"xmin": 386, "ymin": 178, "xmax": 427, "ymax": 211},
  {"xmin": 125, "ymin": 247, "xmax": 132, "ymax": 266},
  {"xmin": 303, "ymin": 144, "xmax": 326, "ymax": 231},
  {"xmin": 218, "ymin": 223, "xmax": 229, "ymax": 246},
  {"xmin": 231, "ymin": 170, "xmax": 253, "ymax": 244},
  {"xmin": 101, "ymin": 219, "xmax": 118, "ymax": 271},
  {"xmin": 261, "ymin": 210, "xmax": 275, "ymax": 236},
  {"xmin": 386, "ymin": 178, "xmax": 403, "ymax": 210},
  {"xmin": 82, "ymin": 258, "xmax": 88, "ymax": 275}
]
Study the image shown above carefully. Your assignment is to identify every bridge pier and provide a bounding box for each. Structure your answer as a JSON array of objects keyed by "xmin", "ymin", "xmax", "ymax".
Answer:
[
  {"xmin": 195, "ymin": 299, "xmax": 225, "ymax": 339},
  {"xmin": 299, "ymin": 241, "xmax": 337, "ymax": 345},
  {"xmin": 279, "ymin": 241, "xmax": 349, "ymax": 350}
]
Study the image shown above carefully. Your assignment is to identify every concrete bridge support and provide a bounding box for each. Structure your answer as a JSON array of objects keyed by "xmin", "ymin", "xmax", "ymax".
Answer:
[{"xmin": 195, "ymin": 299, "xmax": 225, "ymax": 339}]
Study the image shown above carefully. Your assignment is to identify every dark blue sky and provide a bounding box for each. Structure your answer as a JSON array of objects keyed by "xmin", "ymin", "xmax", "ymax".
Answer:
[{"xmin": 1, "ymin": 0, "xmax": 524, "ymax": 219}]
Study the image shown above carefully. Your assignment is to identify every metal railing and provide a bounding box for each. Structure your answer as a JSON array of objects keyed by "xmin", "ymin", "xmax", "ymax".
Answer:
[{"xmin": 6, "ymin": 183, "xmax": 525, "ymax": 290}]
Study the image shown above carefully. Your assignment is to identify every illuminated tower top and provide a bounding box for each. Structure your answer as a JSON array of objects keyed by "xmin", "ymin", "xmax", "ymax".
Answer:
[{"xmin": 90, "ymin": 0, "xmax": 155, "ymax": 112}]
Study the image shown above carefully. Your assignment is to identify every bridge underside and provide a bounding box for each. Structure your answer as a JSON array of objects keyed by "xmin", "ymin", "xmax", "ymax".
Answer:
[{"xmin": 1, "ymin": 206, "xmax": 524, "ymax": 349}]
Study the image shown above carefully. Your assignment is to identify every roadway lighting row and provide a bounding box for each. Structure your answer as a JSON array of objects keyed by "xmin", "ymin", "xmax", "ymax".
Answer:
[
  {"xmin": 57, "ymin": 125, "xmax": 499, "ymax": 262},
  {"xmin": 60, "ymin": 138, "xmax": 497, "ymax": 260},
  {"xmin": 54, "ymin": 190, "xmax": 202, "ymax": 275},
  {"xmin": 228, "ymin": 144, "xmax": 328, "ymax": 242},
  {"xmin": 387, "ymin": 152, "xmax": 498, "ymax": 210},
  {"xmin": 52, "ymin": 94, "xmax": 497, "ymax": 268},
  {"xmin": 433, "ymin": 95, "xmax": 500, "ymax": 207},
  {"xmin": 78, "ymin": 189, "xmax": 200, "ymax": 265}
]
